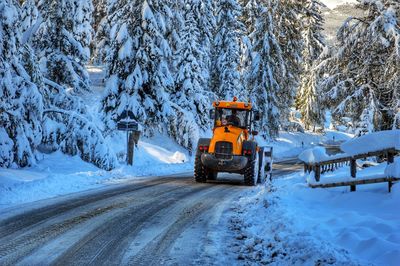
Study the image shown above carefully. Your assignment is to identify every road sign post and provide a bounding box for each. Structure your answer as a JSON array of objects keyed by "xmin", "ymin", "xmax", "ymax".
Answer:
[{"xmin": 117, "ymin": 111, "xmax": 141, "ymax": 166}]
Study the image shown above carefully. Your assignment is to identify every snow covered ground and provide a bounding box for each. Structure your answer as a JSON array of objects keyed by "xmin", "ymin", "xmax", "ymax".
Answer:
[
  {"xmin": 0, "ymin": 134, "xmax": 192, "ymax": 210},
  {"xmin": 225, "ymin": 173, "xmax": 400, "ymax": 265},
  {"xmin": 225, "ymin": 130, "xmax": 400, "ymax": 265}
]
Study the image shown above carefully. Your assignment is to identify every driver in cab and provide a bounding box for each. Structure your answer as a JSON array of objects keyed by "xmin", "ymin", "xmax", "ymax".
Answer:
[{"xmin": 226, "ymin": 110, "xmax": 241, "ymax": 127}]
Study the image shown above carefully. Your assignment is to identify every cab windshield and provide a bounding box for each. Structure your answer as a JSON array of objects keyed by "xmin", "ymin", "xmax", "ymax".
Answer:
[{"xmin": 214, "ymin": 108, "xmax": 250, "ymax": 129}]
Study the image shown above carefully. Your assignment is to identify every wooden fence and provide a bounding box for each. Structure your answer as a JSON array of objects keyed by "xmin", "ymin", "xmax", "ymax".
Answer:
[{"xmin": 303, "ymin": 148, "xmax": 399, "ymax": 192}]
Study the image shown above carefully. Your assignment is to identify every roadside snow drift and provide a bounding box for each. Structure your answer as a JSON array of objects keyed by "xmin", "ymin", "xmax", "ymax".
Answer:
[
  {"xmin": 341, "ymin": 130, "xmax": 400, "ymax": 156},
  {"xmin": 298, "ymin": 146, "xmax": 349, "ymax": 164},
  {"xmin": 226, "ymin": 174, "xmax": 400, "ymax": 265},
  {"xmin": 0, "ymin": 134, "xmax": 192, "ymax": 210}
]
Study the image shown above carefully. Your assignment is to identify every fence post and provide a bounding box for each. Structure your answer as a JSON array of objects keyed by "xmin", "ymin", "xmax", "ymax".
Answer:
[
  {"xmin": 388, "ymin": 151, "xmax": 395, "ymax": 164},
  {"xmin": 315, "ymin": 164, "xmax": 321, "ymax": 182},
  {"xmin": 350, "ymin": 159, "xmax": 356, "ymax": 192}
]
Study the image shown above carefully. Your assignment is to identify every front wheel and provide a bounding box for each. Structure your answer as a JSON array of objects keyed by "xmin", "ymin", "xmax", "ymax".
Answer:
[
  {"xmin": 194, "ymin": 152, "xmax": 207, "ymax": 183},
  {"xmin": 207, "ymin": 171, "xmax": 218, "ymax": 180},
  {"xmin": 244, "ymin": 153, "xmax": 259, "ymax": 186}
]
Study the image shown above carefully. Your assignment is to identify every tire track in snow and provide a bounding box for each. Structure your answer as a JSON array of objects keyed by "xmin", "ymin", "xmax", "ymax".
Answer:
[
  {"xmin": 0, "ymin": 177, "xmax": 182, "ymax": 239},
  {"xmin": 0, "ymin": 179, "xmax": 193, "ymax": 265}
]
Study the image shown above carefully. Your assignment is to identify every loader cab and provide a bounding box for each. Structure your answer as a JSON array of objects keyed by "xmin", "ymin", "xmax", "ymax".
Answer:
[
  {"xmin": 213, "ymin": 108, "xmax": 251, "ymax": 129},
  {"xmin": 210, "ymin": 99, "xmax": 256, "ymax": 131}
]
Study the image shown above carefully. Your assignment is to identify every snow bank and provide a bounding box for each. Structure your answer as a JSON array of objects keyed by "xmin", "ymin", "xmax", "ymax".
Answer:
[
  {"xmin": 227, "ymin": 173, "xmax": 400, "ymax": 265},
  {"xmin": 298, "ymin": 147, "xmax": 349, "ymax": 164},
  {"xmin": 341, "ymin": 130, "xmax": 400, "ymax": 156}
]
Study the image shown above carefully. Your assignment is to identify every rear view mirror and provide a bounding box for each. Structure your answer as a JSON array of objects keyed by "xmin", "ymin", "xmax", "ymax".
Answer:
[
  {"xmin": 210, "ymin": 109, "xmax": 215, "ymax": 119},
  {"xmin": 254, "ymin": 111, "xmax": 261, "ymax": 121}
]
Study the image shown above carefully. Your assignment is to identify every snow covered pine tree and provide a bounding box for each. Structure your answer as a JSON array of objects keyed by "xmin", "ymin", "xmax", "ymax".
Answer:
[
  {"xmin": 212, "ymin": 0, "xmax": 246, "ymax": 100},
  {"xmin": 318, "ymin": 0, "xmax": 400, "ymax": 134},
  {"xmin": 18, "ymin": 0, "xmax": 117, "ymax": 170},
  {"xmin": 167, "ymin": 0, "xmax": 216, "ymax": 151},
  {"xmin": 33, "ymin": 0, "xmax": 93, "ymax": 94},
  {"xmin": 296, "ymin": 0, "xmax": 326, "ymax": 131},
  {"xmin": 0, "ymin": 0, "xmax": 43, "ymax": 168},
  {"xmin": 101, "ymin": 0, "xmax": 174, "ymax": 133},
  {"xmin": 246, "ymin": 0, "xmax": 303, "ymax": 138}
]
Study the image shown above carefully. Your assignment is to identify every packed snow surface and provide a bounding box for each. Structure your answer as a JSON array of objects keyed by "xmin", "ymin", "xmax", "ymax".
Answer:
[
  {"xmin": 341, "ymin": 130, "xmax": 400, "ymax": 156},
  {"xmin": 227, "ymin": 173, "xmax": 400, "ymax": 265}
]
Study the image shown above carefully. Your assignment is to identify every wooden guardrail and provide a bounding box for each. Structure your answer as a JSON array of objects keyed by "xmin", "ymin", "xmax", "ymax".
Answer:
[{"xmin": 303, "ymin": 148, "xmax": 399, "ymax": 192}]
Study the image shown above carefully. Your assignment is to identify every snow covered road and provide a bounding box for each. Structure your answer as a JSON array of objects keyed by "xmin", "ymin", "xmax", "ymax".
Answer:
[
  {"xmin": 0, "ymin": 174, "xmax": 245, "ymax": 265},
  {"xmin": 0, "ymin": 162, "xmax": 303, "ymax": 266}
]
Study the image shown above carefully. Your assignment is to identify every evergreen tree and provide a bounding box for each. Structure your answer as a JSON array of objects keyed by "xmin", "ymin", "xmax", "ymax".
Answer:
[
  {"xmin": 92, "ymin": 0, "xmax": 107, "ymax": 33},
  {"xmin": 296, "ymin": 0, "xmax": 326, "ymax": 131},
  {"xmin": 238, "ymin": 0, "xmax": 260, "ymax": 99},
  {"xmin": 0, "ymin": 0, "xmax": 43, "ymax": 168},
  {"xmin": 212, "ymin": 0, "xmax": 246, "ymax": 100},
  {"xmin": 317, "ymin": 0, "xmax": 400, "ymax": 134},
  {"xmin": 247, "ymin": 1, "xmax": 281, "ymax": 138},
  {"xmin": 173, "ymin": 1, "xmax": 214, "ymax": 128},
  {"xmin": 32, "ymin": 0, "xmax": 93, "ymax": 94},
  {"xmin": 101, "ymin": 0, "xmax": 174, "ymax": 134},
  {"xmin": 274, "ymin": 0, "xmax": 304, "ymax": 125},
  {"xmin": 247, "ymin": 0, "xmax": 304, "ymax": 138},
  {"xmin": 19, "ymin": 0, "xmax": 117, "ymax": 169},
  {"xmin": 20, "ymin": 0, "xmax": 39, "ymax": 39},
  {"xmin": 21, "ymin": 37, "xmax": 117, "ymax": 170},
  {"xmin": 168, "ymin": 0, "xmax": 215, "ymax": 151},
  {"xmin": 239, "ymin": 0, "xmax": 259, "ymax": 34},
  {"xmin": 192, "ymin": 0, "xmax": 215, "ymax": 91}
]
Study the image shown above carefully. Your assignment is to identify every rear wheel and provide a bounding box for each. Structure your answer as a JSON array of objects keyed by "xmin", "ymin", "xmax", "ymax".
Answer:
[
  {"xmin": 244, "ymin": 153, "xmax": 259, "ymax": 186},
  {"xmin": 194, "ymin": 152, "xmax": 207, "ymax": 183},
  {"xmin": 207, "ymin": 171, "xmax": 218, "ymax": 180}
]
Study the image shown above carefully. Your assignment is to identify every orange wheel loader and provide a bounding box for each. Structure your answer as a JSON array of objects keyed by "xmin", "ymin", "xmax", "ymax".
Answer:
[{"xmin": 194, "ymin": 97, "xmax": 273, "ymax": 186}]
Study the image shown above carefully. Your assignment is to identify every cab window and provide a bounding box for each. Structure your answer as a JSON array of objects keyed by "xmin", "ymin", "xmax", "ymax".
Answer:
[{"xmin": 215, "ymin": 109, "xmax": 250, "ymax": 128}]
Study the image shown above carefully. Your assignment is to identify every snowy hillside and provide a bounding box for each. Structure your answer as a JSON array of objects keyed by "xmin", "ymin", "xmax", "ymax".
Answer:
[
  {"xmin": 322, "ymin": 3, "xmax": 365, "ymax": 43},
  {"xmin": 320, "ymin": 0, "xmax": 357, "ymax": 9}
]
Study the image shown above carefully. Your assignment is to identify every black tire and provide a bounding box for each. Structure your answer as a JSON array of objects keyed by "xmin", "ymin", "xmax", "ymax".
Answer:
[
  {"xmin": 194, "ymin": 152, "xmax": 207, "ymax": 183},
  {"xmin": 244, "ymin": 153, "xmax": 259, "ymax": 186},
  {"xmin": 207, "ymin": 171, "xmax": 218, "ymax": 180},
  {"xmin": 257, "ymin": 150, "xmax": 266, "ymax": 184}
]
